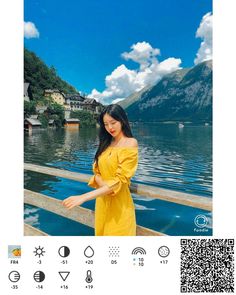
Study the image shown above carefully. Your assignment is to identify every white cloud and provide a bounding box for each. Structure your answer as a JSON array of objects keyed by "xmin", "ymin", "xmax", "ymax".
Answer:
[
  {"xmin": 194, "ymin": 12, "xmax": 212, "ymax": 65},
  {"xmin": 122, "ymin": 41, "xmax": 160, "ymax": 70},
  {"xmin": 90, "ymin": 41, "xmax": 181, "ymax": 104},
  {"xmin": 24, "ymin": 21, "xmax": 40, "ymax": 39}
]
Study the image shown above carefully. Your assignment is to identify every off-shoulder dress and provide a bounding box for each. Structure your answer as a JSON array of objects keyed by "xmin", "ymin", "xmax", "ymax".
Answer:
[{"xmin": 88, "ymin": 146, "xmax": 138, "ymax": 236}]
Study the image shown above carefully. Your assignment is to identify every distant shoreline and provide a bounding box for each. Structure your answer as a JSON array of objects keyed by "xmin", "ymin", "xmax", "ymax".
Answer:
[{"xmin": 130, "ymin": 121, "xmax": 212, "ymax": 125}]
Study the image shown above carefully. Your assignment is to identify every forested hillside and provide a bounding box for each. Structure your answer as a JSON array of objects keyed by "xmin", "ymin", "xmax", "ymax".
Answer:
[{"xmin": 24, "ymin": 48, "xmax": 77, "ymax": 100}]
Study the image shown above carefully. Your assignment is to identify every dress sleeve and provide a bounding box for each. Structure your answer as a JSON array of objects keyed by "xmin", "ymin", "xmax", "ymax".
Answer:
[
  {"xmin": 104, "ymin": 148, "xmax": 138, "ymax": 196},
  {"xmin": 88, "ymin": 162, "xmax": 100, "ymax": 189}
]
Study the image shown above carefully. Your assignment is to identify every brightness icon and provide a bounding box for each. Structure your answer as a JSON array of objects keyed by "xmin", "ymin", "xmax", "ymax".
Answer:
[{"xmin": 33, "ymin": 246, "xmax": 45, "ymax": 258}]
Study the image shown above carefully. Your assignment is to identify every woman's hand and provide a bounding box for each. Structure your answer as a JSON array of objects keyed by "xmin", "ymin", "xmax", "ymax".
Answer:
[
  {"xmin": 62, "ymin": 195, "xmax": 85, "ymax": 210},
  {"xmin": 62, "ymin": 185, "xmax": 114, "ymax": 210}
]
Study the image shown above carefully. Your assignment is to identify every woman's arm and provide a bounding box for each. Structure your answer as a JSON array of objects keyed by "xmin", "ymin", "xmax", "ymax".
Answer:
[
  {"xmin": 95, "ymin": 174, "xmax": 107, "ymax": 187},
  {"xmin": 62, "ymin": 184, "xmax": 113, "ymax": 210}
]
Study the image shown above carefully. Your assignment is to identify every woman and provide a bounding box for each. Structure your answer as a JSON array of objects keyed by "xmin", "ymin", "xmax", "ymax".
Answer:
[{"xmin": 62, "ymin": 104, "xmax": 138, "ymax": 236}]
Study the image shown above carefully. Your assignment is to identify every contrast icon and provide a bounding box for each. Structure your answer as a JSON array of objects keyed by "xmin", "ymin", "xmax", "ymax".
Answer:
[
  {"xmin": 33, "ymin": 246, "xmax": 45, "ymax": 258},
  {"xmin": 158, "ymin": 246, "xmax": 170, "ymax": 258},
  {"xmin": 33, "ymin": 271, "xmax": 45, "ymax": 282},
  {"xmin": 85, "ymin": 270, "xmax": 93, "ymax": 283},
  {"xmin": 59, "ymin": 271, "xmax": 70, "ymax": 281},
  {"xmin": 132, "ymin": 247, "xmax": 146, "ymax": 255},
  {"xmin": 84, "ymin": 246, "xmax": 94, "ymax": 258},
  {"xmin": 8, "ymin": 271, "xmax": 20, "ymax": 283},
  {"xmin": 58, "ymin": 246, "xmax": 70, "ymax": 258}
]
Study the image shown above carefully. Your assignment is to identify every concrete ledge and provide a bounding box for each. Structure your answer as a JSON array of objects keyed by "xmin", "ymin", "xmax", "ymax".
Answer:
[
  {"xmin": 24, "ymin": 223, "xmax": 48, "ymax": 236},
  {"xmin": 24, "ymin": 163, "xmax": 212, "ymax": 211},
  {"xmin": 24, "ymin": 189, "xmax": 165, "ymax": 236}
]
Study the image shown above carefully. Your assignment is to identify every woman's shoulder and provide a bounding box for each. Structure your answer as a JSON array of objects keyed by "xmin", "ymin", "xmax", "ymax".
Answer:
[{"xmin": 123, "ymin": 137, "xmax": 138, "ymax": 148}]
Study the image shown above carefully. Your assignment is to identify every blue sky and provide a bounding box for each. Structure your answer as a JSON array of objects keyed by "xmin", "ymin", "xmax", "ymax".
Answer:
[{"xmin": 24, "ymin": 0, "xmax": 212, "ymax": 103}]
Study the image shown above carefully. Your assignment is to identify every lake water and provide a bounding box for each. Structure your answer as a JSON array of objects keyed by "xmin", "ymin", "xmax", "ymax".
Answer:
[{"xmin": 24, "ymin": 123, "xmax": 212, "ymax": 236}]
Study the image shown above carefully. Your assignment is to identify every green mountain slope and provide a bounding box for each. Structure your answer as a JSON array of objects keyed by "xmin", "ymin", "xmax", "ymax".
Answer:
[{"xmin": 24, "ymin": 48, "xmax": 77, "ymax": 100}]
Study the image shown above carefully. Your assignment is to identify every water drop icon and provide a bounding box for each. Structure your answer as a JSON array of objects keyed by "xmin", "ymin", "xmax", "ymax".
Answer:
[{"xmin": 84, "ymin": 246, "xmax": 94, "ymax": 258}]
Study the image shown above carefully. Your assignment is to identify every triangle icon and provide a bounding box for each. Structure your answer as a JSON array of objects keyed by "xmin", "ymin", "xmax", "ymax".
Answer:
[{"xmin": 59, "ymin": 271, "xmax": 70, "ymax": 281}]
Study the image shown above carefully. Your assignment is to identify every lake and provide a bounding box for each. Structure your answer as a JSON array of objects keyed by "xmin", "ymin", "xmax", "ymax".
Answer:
[{"xmin": 24, "ymin": 122, "xmax": 212, "ymax": 236}]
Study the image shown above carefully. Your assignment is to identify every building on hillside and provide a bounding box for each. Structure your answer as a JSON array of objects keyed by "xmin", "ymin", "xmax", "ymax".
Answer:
[
  {"xmin": 44, "ymin": 89, "xmax": 103, "ymax": 114},
  {"xmin": 83, "ymin": 98, "xmax": 103, "ymax": 114},
  {"xmin": 24, "ymin": 82, "xmax": 33, "ymax": 101},
  {"xmin": 28, "ymin": 114, "xmax": 38, "ymax": 119},
  {"xmin": 64, "ymin": 93, "xmax": 85, "ymax": 111},
  {"xmin": 36, "ymin": 105, "xmax": 48, "ymax": 114},
  {"xmin": 44, "ymin": 89, "xmax": 65, "ymax": 106}
]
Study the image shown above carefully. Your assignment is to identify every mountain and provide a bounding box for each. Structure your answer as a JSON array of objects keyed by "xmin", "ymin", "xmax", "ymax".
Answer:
[
  {"xmin": 125, "ymin": 60, "xmax": 212, "ymax": 122},
  {"xmin": 118, "ymin": 84, "xmax": 151, "ymax": 109},
  {"xmin": 24, "ymin": 48, "xmax": 77, "ymax": 100}
]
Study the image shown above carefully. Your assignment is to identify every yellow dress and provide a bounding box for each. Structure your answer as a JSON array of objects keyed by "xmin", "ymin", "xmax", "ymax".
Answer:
[{"xmin": 88, "ymin": 146, "xmax": 138, "ymax": 236}]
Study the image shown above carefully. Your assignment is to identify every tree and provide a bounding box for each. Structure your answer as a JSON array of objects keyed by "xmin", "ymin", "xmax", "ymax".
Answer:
[
  {"xmin": 50, "ymin": 66, "xmax": 57, "ymax": 76},
  {"xmin": 24, "ymin": 101, "xmax": 36, "ymax": 118},
  {"xmin": 46, "ymin": 102, "xmax": 65, "ymax": 127},
  {"xmin": 24, "ymin": 48, "xmax": 78, "ymax": 101},
  {"xmin": 38, "ymin": 113, "xmax": 49, "ymax": 128},
  {"xmin": 70, "ymin": 110, "xmax": 96, "ymax": 127}
]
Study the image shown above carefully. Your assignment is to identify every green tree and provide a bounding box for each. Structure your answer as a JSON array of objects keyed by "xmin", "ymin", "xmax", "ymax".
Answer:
[
  {"xmin": 70, "ymin": 110, "xmax": 96, "ymax": 127},
  {"xmin": 24, "ymin": 101, "xmax": 36, "ymax": 118},
  {"xmin": 38, "ymin": 113, "xmax": 49, "ymax": 128},
  {"xmin": 47, "ymin": 102, "xmax": 65, "ymax": 127},
  {"xmin": 24, "ymin": 48, "xmax": 78, "ymax": 101}
]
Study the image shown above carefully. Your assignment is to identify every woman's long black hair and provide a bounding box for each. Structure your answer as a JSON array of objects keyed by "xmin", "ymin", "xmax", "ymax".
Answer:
[{"xmin": 94, "ymin": 104, "xmax": 133, "ymax": 164}]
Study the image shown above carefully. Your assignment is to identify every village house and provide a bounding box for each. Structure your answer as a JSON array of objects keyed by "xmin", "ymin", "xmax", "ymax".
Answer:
[
  {"xmin": 63, "ymin": 118, "xmax": 80, "ymax": 130},
  {"xmin": 44, "ymin": 89, "xmax": 65, "ymax": 106},
  {"xmin": 36, "ymin": 105, "xmax": 48, "ymax": 114},
  {"xmin": 44, "ymin": 89, "xmax": 103, "ymax": 114},
  {"xmin": 24, "ymin": 115, "xmax": 42, "ymax": 131},
  {"xmin": 83, "ymin": 98, "xmax": 103, "ymax": 114},
  {"xmin": 64, "ymin": 93, "xmax": 84, "ymax": 111}
]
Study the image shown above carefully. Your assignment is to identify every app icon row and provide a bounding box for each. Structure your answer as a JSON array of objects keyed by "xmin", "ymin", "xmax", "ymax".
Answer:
[
  {"xmin": 8, "ymin": 270, "xmax": 93, "ymax": 283},
  {"xmin": 8, "ymin": 245, "xmax": 170, "ymax": 259}
]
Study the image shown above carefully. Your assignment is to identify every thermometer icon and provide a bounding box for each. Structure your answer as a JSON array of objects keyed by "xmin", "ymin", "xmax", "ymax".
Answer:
[{"xmin": 85, "ymin": 270, "xmax": 93, "ymax": 283}]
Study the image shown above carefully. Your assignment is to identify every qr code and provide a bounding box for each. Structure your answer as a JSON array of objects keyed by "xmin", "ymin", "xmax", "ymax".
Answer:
[{"xmin": 180, "ymin": 239, "xmax": 234, "ymax": 293}]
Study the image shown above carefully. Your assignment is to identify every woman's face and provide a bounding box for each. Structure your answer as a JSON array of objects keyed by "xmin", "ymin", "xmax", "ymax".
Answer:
[{"xmin": 103, "ymin": 113, "xmax": 122, "ymax": 138}]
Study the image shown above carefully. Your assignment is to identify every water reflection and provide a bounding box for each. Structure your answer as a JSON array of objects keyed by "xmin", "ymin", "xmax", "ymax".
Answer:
[{"xmin": 133, "ymin": 123, "xmax": 212, "ymax": 196}]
